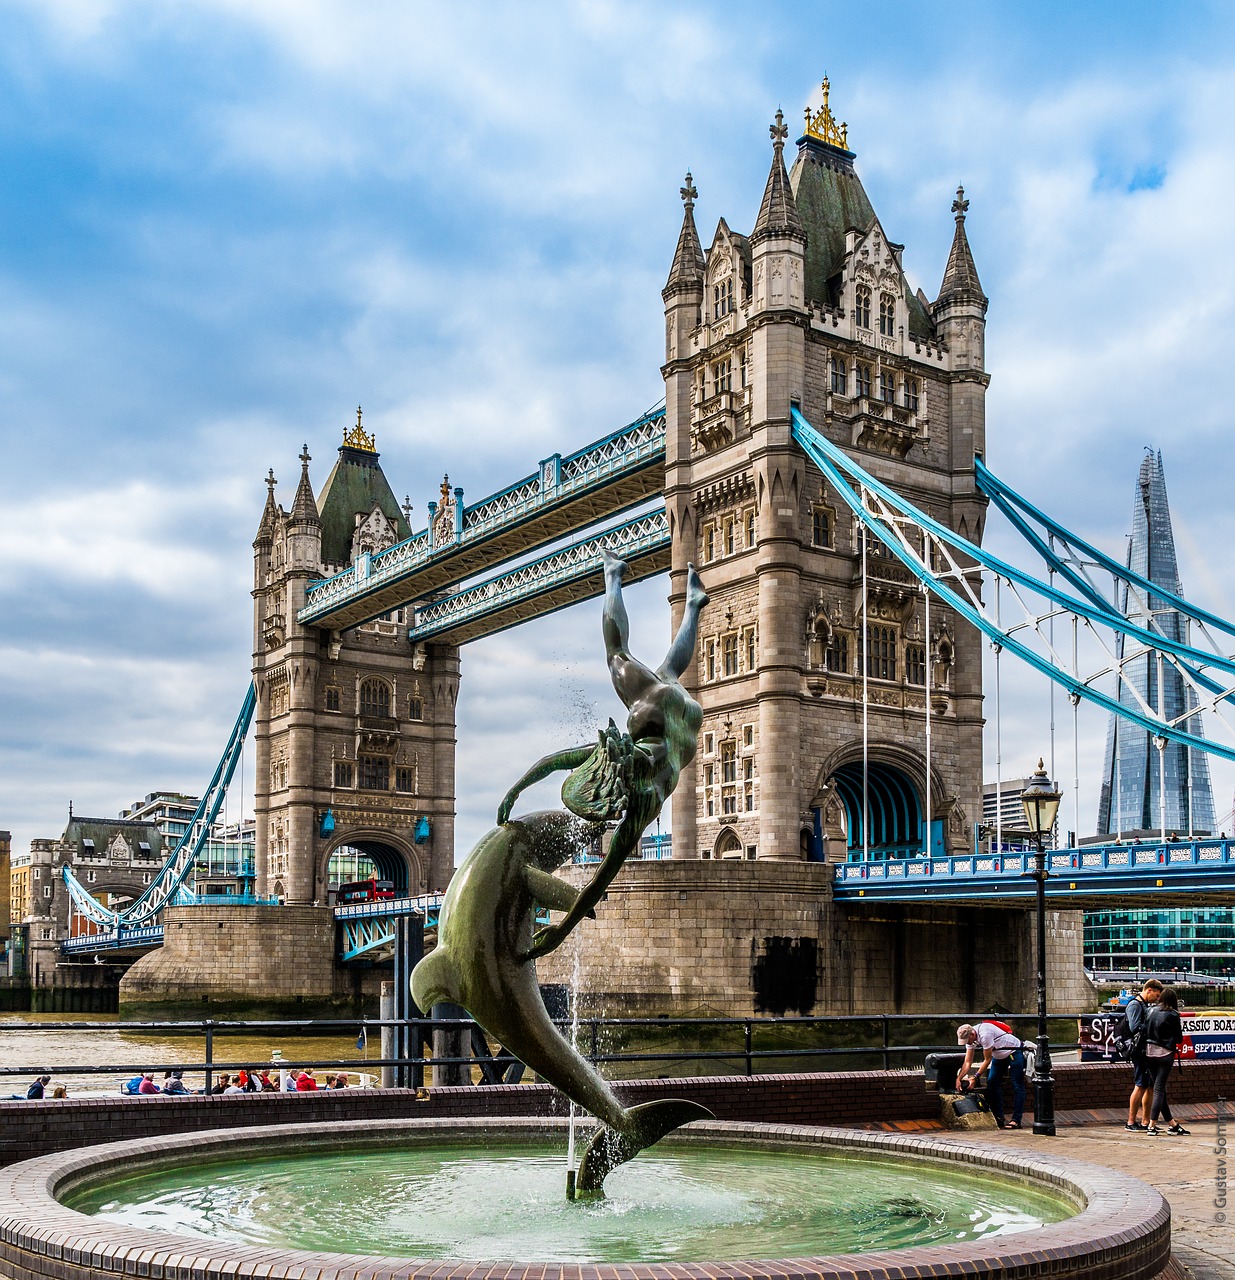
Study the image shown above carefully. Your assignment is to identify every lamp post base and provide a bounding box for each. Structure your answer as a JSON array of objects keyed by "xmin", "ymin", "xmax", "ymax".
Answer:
[{"xmin": 1032, "ymin": 1043, "xmax": 1056, "ymax": 1136}]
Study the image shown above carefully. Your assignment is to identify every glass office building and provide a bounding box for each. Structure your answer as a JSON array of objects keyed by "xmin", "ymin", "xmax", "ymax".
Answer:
[{"xmin": 1087, "ymin": 452, "xmax": 1232, "ymax": 976}]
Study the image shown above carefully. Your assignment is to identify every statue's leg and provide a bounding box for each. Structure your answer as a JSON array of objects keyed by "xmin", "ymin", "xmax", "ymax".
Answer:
[
  {"xmin": 658, "ymin": 563, "xmax": 710, "ymax": 681},
  {"xmin": 601, "ymin": 546, "xmax": 658, "ymax": 708}
]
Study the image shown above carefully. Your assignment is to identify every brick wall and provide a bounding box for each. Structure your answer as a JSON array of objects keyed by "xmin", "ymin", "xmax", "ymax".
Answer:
[{"xmin": 3, "ymin": 1059, "xmax": 1231, "ymax": 1169}]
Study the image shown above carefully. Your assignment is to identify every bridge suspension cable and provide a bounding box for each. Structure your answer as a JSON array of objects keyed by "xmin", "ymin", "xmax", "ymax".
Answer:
[
  {"xmin": 61, "ymin": 684, "xmax": 258, "ymax": 928},
  {"xmin": 791, "ymin": 408, "xmax": 1235, "ymax": 763}
]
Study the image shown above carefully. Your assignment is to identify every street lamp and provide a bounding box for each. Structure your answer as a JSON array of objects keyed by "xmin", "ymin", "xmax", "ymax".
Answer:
[{"xmin": 1021, "ymin": 758, "xmax": 1062, "ymax": 1137}]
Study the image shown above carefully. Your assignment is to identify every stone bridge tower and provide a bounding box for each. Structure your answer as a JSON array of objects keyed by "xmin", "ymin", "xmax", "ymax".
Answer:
[
  {"xmin": 663, "ymin": 82, "xmax": 989, "ymax": 865},
  {"xmin": 252, "ymin": 413, "xmax": 459, "ymax": 903}
]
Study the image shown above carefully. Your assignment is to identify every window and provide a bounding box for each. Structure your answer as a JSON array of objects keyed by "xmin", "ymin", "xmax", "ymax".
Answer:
[
  {"xmin": 879, "ymin": 370, "xmax": 895, "ymax": 403},
  {"xmin": 904, "ymin": 377, "xmax": 919, "ymax": 412},
  {"xmin": 740, "ymin": 347, "xmax": 749, "ymax": 387},
  {"xmin": 334, "ymin": 761, "xmax": 354, "ymax": 788},
  {"xmin": 744, "ymin": 759, "xmax": 756, "ymax": 811},
  {"xmin": 325, "ymin": 687, "xmax": 341, "ymax": 712},
  {"xmin": 33, "ymin": 867, "xmax": 40, "ymax": 880},
  {"xmin": 722, "ymin": 789, "xmax": 738, "ymax": 815},
  {"xmin": 705, "ymin": 525, "xmax": 717, "ymax": 561},
  {"xmin": 855, "ymin": 285, "xmax": 871, "ymax": 330},
  {"xmin": 703, "ymin": 732, "xmax": 714, "ymax": 755},
  {"xmin": 86, "ymin": 869, "xmax": 95, "ymax": 883},
  {"xmin": 746, "ymin": 509, "xmax": 756, "ymax": 546},
  {"xmin": 743, "ymin": 724, "xmax": 754, "ymax": 749},
  {"xmin": 704, "ymin": 763, "xmax": 715, "ymax": 788},
  {"xmin": 408, "ymin": 695, "xmax": 424, "ymax": 721},
  {"xmin": 721, "ymin": 741, "xmax": 738, "ymax": 783},
  {"xmin": 706, "ymin": 794, "xmax": 715, "ymax": 818},
  {"xmin": 745, "ymin": 628, "xmax": 757, "ymax": 670},
  {"xmin": 812, "ymin": 507, "xmax": 831, "ymax": 548},
  {"xmin": 856, "ymin": 363, "xmax": 871, "ymax": 398},
  {"xmin": 830, "ymin": 357, "xmax": 847, "ymax": 395},
  {"xmin": 359, "ymin": 679, "xmax": 391, "ymax": 719},
  {"xmin": 395, "ymin": 766, "xmax": 415, "ymax": 793},
  {"xmin": 724, "ymin": 518, "xmax": 736, "ymax": 555},
  {"xmin": 745, "ymin": 845, "xmax": 757, "ymax": 859},
  {"xmin": 879, "ymin": 292, "xmax": 896, "ymax": 337},
  {"xmin": 705, "ymin": 640, "xmax": 717, "ymax": 681},
  {"xmin": 722, "ymin": 633, "xmax": 739, "ymax": 676},
  {"xmin": 714, "ymin": 357, "xmax": 732, "ymax": 394},
  {"xmin": 866, "ymin": 624, "xmax": 897, "ymax": 681},
  {"xmin": 906, "ymin": 644, "xmax": 927, "ymax": 686},
  {"xmin": 359, "ymin": 755, "xmax": 390, "ymax": 791},
  {"xmin": 713, "ymin": 276, "xmax": 734, "ymax": 319},
  {"xmin": 43, "ymin": 885, "xmax": 51, "ymax": 899},
  {"xmin": 825, "ymin": 632, "xmax": 849, "ymax": 673}
]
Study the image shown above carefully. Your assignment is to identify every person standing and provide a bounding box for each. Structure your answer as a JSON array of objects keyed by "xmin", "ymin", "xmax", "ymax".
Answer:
[
  {"xmin": 1124, "ymin": 979, "xmax": 1163, "ymax": 1131},
  {"xmin": 1144, "ymin": 987, "xmax": 1190, "ymax": 1136},
  {"xmin": 955, "ymin": 1022, "xmax": 1026, "ymax": 1129}
]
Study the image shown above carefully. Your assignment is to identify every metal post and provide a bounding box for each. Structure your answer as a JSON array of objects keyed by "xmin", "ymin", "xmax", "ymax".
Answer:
[
  {"xmin": 744, "ymin": 1020, "xmax": 753, "ymax": 1076},
  {"xmin": 204, "ymin": 1021, "xmax": 214, "ymax": 1096},
  {"xmin": 1032, "ymin": 840, "xmax": 1056, "ymax": 1136},
  {"xmin": 882, "ymin": 1015, "xmax": 890, "ymax": 1070},
  {"xmin": 393, "ymin": 912, "xmax": 425, "ymax": 1089},
  {"xmin": 379, "ymin": 980, "xmax": 395, "ymax": 1089}
]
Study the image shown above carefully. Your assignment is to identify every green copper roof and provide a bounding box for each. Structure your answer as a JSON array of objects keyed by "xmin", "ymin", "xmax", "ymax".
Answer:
[
  {"xmin": 789, "ymin": 137, "xmax": 933, "ymax": 341},
  {"xmin": 317, "ymin": 445, "xmax": 411, "ymax": 567}
]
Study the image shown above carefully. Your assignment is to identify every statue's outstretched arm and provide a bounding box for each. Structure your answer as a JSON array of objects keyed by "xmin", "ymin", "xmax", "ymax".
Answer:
[
  {"xmin": 497, "ymin": 745, "xmax": 593, "ymax": 825},
  {"xmin": 524, "ymin": 785, "xmax": 660, "ymax": 960}
]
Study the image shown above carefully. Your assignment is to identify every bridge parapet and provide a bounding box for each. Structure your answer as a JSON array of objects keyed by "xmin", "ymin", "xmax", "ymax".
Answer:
[{"xmin": 833, "ymin": 838, "xmax": 1235, "ymax": 906}]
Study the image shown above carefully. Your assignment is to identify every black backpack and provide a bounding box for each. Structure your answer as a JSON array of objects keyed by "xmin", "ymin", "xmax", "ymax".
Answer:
[{"xmin": 1111, "ymin": 1000, "xmax": 1146, "ymax": 1062}]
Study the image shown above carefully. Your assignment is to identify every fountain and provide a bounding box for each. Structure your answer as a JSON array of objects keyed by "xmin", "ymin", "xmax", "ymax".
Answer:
[{"xmin": 0, "ymin": 550, "xmax": 1175, "ymax": 1278}]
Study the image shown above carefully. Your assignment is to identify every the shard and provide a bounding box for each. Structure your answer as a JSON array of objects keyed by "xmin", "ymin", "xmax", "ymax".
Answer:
[{"xmin": 1095, "ymin": 451, "xmax": 1215, "ymax": 836}]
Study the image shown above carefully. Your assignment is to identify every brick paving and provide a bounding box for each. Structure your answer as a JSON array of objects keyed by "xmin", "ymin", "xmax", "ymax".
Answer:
[{"xmin": 926, "ymin": 1103, "xmax": 1234, "ymax": 1280}]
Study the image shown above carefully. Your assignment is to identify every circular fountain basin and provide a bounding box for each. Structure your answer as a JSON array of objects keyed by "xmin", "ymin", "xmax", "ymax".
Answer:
[{"xmin": 0, "ymin": 1117, "xmax": 1172, "ymax": 1280}]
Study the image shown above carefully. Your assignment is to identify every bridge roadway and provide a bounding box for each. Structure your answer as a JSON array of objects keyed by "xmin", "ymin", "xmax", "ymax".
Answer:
[
  {"xmin": 832, "ymin": 837, "xmax": 1235, "ymax": 907},
  {"xmin": 298, "ymin": 407, "xmax": 666, "ymax": 632}
]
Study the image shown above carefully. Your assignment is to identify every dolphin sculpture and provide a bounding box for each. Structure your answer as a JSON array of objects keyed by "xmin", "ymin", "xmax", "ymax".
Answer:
[{"xmin": 411, "ymin": 809, "xmax": 712, "ymax": 1195}]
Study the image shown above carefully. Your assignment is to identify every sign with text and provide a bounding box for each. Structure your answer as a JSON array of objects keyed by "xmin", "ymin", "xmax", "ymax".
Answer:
[{"xmin": 1080, "ymin": 1012, "xmax": 1235, "ymax": 1060}]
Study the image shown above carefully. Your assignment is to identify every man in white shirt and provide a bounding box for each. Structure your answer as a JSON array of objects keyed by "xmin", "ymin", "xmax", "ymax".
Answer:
[{"xmin": 955, "ymin": 1021, "xmax": 1026, "ymax": 1129}]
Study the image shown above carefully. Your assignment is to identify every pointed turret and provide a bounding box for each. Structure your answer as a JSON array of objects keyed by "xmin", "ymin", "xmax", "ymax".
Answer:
[
  {"xmin": 752, "ymin": 110, "xmax": 804, "ymax": 245},
  {"xmin": 254, "ymin": 468, "xmax": 278, "ymax": 546},
  {"xmin": 290, "ymin": 444, "xmax": 320, "ymax": 526},
  {"xmin": 663, "ymin": 172, "xmax": 704, "ymax": 297},
  {"xmin": 936, "ymin": 186, "xmax": 987, "ymax": 309}
]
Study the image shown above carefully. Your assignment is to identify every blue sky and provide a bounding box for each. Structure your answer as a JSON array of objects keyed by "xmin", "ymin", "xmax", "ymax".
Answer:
[{"xmin": 3, "ymin": 1, "xmax": 1235, "ymax": 858}]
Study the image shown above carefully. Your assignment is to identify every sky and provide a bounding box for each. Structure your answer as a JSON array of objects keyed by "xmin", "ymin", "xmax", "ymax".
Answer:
[{"xmin": 2, "ymin": 0, "xmax": 1235, "ymax": 861}]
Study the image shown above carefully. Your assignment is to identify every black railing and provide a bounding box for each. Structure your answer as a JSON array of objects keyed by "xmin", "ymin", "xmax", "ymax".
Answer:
[{"xmin": 0, "ymin": 1012, "xmax": 1090, "ymax": 1094}]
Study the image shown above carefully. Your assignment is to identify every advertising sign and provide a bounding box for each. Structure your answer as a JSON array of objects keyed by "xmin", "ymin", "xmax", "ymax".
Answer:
[{"xmin": 1080, "ymin": 1011, "xmax": 1235, "ymax": 1060}]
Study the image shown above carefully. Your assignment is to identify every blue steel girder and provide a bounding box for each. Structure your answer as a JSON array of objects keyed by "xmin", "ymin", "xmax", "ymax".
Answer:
[
  {"xmin": 832, "ymin": 838, "xmax": 1235, "ymax": 907},
  {"xmin": 408, "ymin": 508, "xmax": 670, "ymax": 645},
  {"xmin": 335, "ymin": 892, "xmax": 443, "ymax": 962},
  {"xmin": 298, "ymin": 408, "xmax": 667, "ymax": 631},
  {"xmin": 791, "ymin": 409, "xmax": 1235, "ymax": 762}
]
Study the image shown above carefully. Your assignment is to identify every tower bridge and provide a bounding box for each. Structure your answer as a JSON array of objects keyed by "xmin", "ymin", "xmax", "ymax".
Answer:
[{"xmin": 54, "ymin": 81, "xmax": 1234, "ymax": 1020}]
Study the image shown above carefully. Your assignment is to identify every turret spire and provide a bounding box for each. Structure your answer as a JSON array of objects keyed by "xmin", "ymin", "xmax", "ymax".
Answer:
[
  {"xmin": 291, "ymin": 444, "xmax": 320, "ymax": 525},
  {"xmin": 752, "ymin": 110, "xmax": 804, "ymax": 244},
  {"xmin": 937, "ymin": 184, "xmax": 986, "ymax": 307},
  {"xmin": 255, "ymin": 467, "xmax": 279, "ymax": 543},
  {"xmin": 664, "ymin": 171, "xmax": 704, "ymax": 294}
]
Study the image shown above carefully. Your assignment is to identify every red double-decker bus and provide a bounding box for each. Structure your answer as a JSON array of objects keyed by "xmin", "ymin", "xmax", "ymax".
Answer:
[{"xmin": 335, "ymin": 878, "xmax": 396, "ymax": 904}]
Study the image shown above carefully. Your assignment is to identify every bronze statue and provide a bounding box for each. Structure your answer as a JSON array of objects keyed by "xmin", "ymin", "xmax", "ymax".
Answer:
[{"xmin": 411, "ymin": 550, "xmax": 711, "ymax": 1195}]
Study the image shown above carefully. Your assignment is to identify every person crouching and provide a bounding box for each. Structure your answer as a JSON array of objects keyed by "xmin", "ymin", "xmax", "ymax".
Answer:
[{"xmin": 955, "ymin": 1021, "xmax": 1026, "ymax": 1130}]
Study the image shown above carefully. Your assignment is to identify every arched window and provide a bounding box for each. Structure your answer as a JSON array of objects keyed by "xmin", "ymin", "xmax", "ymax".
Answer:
[
  {"xmin": 865, "ymin": 624, "xmax": 897, "ymax": 681},
  {"xmin": 879, "ymin": 370, "xmax": 895, "ymax": 403},
  {"xmin": 855, "ymin": 286, "xmax": 871, "ymax": 330},
  {"xmin": 715, "ymin": 828, "xmax": 743, "ymax": 858},
  {"xmin": 906, "ymin": 644, "xmax": 927, "ymax": 686},
  {"xmin": 359, "ymin": 679, "xmax": 391, "ymax": 718},
  {"xmin": 904, "ymin": 377, "xmax": 920, "ymax": 413},
  {"xmin": 879, "ymin": 292, "xmax": 896, "ymax": 337},
  {"xmin": 831, "ymin": 357, "xmax": 847, "ymax": 394},
  {"xmin": 855, "ymin": 363, "xmax": 872, "ymax": 399}
]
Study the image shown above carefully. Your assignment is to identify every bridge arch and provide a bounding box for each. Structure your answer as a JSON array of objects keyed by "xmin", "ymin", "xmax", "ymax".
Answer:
[
  {"xmin": 319, "ymin": 827, "xmax": 425, "ymax": 900},
  {"xmin": 809, "ymin": 745, "xmax": 946, "ymax": 861}
]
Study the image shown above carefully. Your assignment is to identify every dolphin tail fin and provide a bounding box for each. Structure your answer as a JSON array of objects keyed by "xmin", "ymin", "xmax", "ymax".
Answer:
[{"xmin": 574, "ymin": 1099, "xmax": 713, "ymax": 1197}]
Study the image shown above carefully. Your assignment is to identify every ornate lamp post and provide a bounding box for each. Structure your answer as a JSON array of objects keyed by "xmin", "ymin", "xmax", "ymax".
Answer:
[{"xmin": 1021, "ymin": 759, "xmax": 1062, "ymax": 1136}]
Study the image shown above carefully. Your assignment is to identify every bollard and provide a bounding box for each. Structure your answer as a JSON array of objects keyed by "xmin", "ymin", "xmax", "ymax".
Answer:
[
  {"xmin": 379, "ymin": 981, "xmax": 395, "ymax": 1089},
  {"xmin": 431, "ymin": 1001, "xmax": 469, "ymax": 1086}
]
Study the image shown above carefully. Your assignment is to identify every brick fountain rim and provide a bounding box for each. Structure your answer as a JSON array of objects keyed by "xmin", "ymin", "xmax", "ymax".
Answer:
[{"xmin": 0, "ymin": 1116, "xmax": 1172, "ymax": 1280}]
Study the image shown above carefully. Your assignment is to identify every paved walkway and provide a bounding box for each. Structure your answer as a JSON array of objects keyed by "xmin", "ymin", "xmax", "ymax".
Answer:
[{"xmin": 923, "ymin": 1103, "xmax": 1232, "ymax": 1280}]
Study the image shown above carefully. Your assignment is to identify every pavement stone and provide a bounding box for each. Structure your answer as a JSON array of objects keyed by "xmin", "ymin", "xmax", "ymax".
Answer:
[{"xmin": 927, "ymin": 1104, "xmax": 1234, "ymax": 1280}]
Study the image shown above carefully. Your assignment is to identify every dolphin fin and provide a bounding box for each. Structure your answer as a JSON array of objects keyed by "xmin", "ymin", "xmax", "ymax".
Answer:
[
  {"xmin": 410, "ymin": 948, "xmax": 461, "ymax": 1012},
  {"xmin": 574, "ymin": 1099, "xmax": 713, "ymax": 1196}
]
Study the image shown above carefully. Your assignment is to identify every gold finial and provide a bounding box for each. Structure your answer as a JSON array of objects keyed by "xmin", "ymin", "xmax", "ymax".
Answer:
[
  {"xmin": 440, "ymin": 474, "xmax": 451, "ymax": 505},
  {"xmin": 343, "ymin": 404, "xmax": 376, "ymax": 453},
  {"xmin": 804, "ymin": 74, "xmax": 850, "ymax": 151}
]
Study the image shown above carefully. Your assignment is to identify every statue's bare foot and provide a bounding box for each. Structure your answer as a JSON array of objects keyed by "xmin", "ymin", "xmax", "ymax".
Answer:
[
  {"xmin": 601, "ymin": 545, "xmax": 629, "ymax": 583},
  {"xmin": 686, "ymin": 562, "xmax": 710, "ymax": 610}
]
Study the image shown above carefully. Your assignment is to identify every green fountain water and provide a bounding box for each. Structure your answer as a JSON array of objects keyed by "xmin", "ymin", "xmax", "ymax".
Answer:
[{"xmin": 66, "ymin": 1141, "xmax": 1071, "ymax": 1263}]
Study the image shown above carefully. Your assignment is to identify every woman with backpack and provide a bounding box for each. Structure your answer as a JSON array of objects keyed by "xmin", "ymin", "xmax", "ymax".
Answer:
[{"xmin": 1144, "ymin": 987, "xmax": 1190, "ymax": 1136}]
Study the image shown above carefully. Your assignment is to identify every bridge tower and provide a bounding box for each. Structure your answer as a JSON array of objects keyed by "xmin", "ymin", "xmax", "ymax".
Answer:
[
  {"xmin": 252, "ymin": 413, "xmax": 458, "ymax": 904},
  {"xmin": 663, "ymin": 83, "xmax": 988, "ymax": 864}
]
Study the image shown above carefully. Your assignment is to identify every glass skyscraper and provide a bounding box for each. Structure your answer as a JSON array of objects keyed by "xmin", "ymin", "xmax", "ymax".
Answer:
[
  {"xmin": 1088, "ymin": 452, "xmax": 1230, "ymax": 976},
  {"xmin": 1096, "ymin": 451, "xmax": 1214, "ymax": 838}
]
